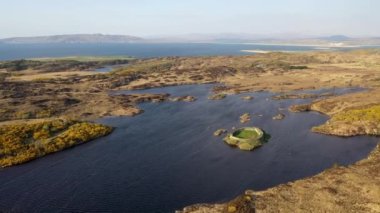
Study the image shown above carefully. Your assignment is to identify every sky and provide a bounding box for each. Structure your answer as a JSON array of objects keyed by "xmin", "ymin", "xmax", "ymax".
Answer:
[{"xmin": 0, "ymin": 0, "xmax": 380, "ymax": 39}]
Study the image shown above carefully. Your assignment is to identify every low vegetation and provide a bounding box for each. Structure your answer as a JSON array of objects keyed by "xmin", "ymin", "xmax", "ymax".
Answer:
[
  {"xmin": 0, "ymin": 57, "xmax": 133, "ymax": 72},
  {"xmin": 32, "ymin": 56, "xmax": 134, "ymax": 62},
  {"xmin": 289, "ymin": 65, "xmax": 308, "ymax": 69},
  {"xmin": 329, "ymin": 104, "xmax": 380, "ymax": 123},
  {"xmin": 312, "ymin": 104, "xmax": 380, "ymax": 136},
  {"xmin": 0, "ymin": 73, "xmax": 8, "ymax": 82},
  {"xmin": 0, "ymin": 119, "xmax": 113, "ymax": 167},
  {"xmin": 289, "ymin": 104, "xmax": 311, "ymax": 112},
  {"xmin": 272, "ymin": 92, "xmax": 333, "ymax": 100},
  {"xmin": 208, "ymin": 93, "xmax": 227, "ymax": 100},
  {"xmin": 113, "ymin": 59, "xmax": 175, "ymax": 76}
]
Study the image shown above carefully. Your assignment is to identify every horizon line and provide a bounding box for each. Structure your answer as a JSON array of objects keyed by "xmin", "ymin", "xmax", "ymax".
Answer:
[{"xmin": 1, "ymin": 33, "xmax": 380, "ymax": 40}]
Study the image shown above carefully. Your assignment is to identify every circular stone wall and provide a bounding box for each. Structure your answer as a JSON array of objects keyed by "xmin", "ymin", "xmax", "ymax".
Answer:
[{"xmin": 223, "ymin": 127, "xmax": 264, "ymax": 151}]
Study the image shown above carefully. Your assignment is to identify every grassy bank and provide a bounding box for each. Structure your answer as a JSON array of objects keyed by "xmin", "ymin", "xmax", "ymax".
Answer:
[
  {"xmin": 312, "ymin": 104, "xmax": 380, "ymax": 136},
  {"xmin": 0, "ymin": 119, "xmax": 113, "ymax": 167}
]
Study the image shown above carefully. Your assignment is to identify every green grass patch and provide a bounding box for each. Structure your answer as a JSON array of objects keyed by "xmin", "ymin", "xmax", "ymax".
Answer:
[{"xmin": 233, "ymin": 129, "xmax": 259, "ymax": 139}]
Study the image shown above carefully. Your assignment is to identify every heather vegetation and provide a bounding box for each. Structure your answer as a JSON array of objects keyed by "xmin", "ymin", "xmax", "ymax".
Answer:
[
  {"xmin": 0, "ymin": 119, "xmax": 113, "ymax": 167},
  {"xmin": 0, "ymin": 58, "xmax": 133, "ymax": 72},
  {"xmin": 112, "ymin": 59, "xmax": 175, "ymax": 75},
  {"xmin": 0, "ymin": 73, "xmax": 8, "ymax": 82},
  {"xmin": 330, "ymin": 105, "xmax": 380, "ymax": 123},
  {"xmin": 289, "ymin": 104, "xmax": 311, "ymax": 112},
  {"xmin": 289, "ymin": 65, "xmax": 308, "ymax": 69},
  {"xmin": 312, "ymin": 104, "xmax": 380, "ymax": 136}
]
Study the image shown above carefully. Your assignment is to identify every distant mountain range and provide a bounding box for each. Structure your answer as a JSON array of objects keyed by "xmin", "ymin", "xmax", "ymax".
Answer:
[
  {"xmin": 148, "ymin": 34, "xmax": 380, "ymax": 46},
  {"xmin": 318, "ymin": 35, "xmax": 352, "ymax": 41},
  {"xmin": 0, "ymin": 34, "xmax": 143, "ymax": 44},
  {"xmin": 1, "ymin": 33, "xmax": 380, "ymax": 46},
  {"xmin": 255, "ymin": 36, "xmax": 380, "ymax": 47}
]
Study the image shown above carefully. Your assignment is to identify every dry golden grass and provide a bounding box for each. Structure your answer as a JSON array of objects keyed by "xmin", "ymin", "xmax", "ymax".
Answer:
[{"xmin": 8, "ymin": 70, "xmax": 98, "ymax": 81}]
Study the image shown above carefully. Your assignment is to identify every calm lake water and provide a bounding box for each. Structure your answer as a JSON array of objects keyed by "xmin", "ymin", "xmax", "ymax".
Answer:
[
  {"xmin": 0, "ymin": 84, "xmax": 378, "ymax": 212},
  {"xmin": 0, "ymin": 43, "xmax": 357, "ymax": 61}
]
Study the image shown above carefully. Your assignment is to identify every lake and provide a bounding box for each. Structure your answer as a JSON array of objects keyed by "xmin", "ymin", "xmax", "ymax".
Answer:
[
  {"xmin": 0, "ymin": 84, "xmax": 377, "ymax": 212},
  {"xmin": 0, "ymin": 43, "xmax": 357, "ymax": 61}
]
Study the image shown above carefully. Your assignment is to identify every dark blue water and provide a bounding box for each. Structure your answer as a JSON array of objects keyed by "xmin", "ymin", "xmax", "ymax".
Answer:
[
  {"xmin": 0, "ymin": 43, "xmax": 341, "ymax": 61},
  {"xmin": 0, "ymin": 84, "xmax": 378, "ymax": 212}
]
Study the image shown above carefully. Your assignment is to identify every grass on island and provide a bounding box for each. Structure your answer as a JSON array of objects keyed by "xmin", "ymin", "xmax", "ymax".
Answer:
[
  {"xmin": 225, "ymin": 128, "xmax": 267, "ymax": 151},
  {"xmin": 0, "ymin": 119, "xmax": 113, "ymax": 167},
  {"xmin": 233, "ymin": 129, "xmax": 260, "ymax": 139}
]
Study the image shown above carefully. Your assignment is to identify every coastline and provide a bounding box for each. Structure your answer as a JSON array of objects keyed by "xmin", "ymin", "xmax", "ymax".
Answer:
[
  {"xmin": 240, "ymin": 42, "xmax": 361, "ymax": 48},
  {"xmin": 240, "ymin": 49, "xmax": 300, "ymax": 53}
]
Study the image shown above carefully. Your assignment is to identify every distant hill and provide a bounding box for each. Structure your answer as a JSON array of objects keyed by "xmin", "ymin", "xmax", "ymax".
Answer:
[
  {"xmin": 276, "ymin": 36, "xmax": 380, "ymax": 46},
  {"xmin": 1, "ymin": 33, "xmax": 380, "ymax": 46},
  {"xmin": 147, "ymin": 34, "xmax": 380, "ymax": 46},
  {"xmin": 319, "ymin": 35, "xmax": 351, "ymax": 41},
  {"xmin": 0, "ymin": 34, "xmax": 143, "ymax": 44}
]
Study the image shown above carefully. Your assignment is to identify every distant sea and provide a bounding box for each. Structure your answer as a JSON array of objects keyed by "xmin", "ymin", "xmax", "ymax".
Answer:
[{"xmin": 0, "ymin": 43, "xmax": 359, "ymax": 61}]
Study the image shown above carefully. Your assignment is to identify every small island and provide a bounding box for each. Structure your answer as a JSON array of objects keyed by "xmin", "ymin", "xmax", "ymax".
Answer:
[
  {"xmin": 223, "ymin": 127, "xmax": 265, "ymax": 151},
  {"xmin": 208, "ymin": 93, "xmax": 227, "ymax": 100}
]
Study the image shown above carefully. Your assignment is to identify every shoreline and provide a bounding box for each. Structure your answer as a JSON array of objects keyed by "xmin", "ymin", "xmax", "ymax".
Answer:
[
  {"xmin": 240, "ymin": 42, "xmax": 361, "ymax": 48},
  {"xmin": 241, "ymin": 49, "xmax": 301, "ymax": 53},
  {"xmin": 178, "ymin": 142, "xmax": 380, "ymax": 213}
]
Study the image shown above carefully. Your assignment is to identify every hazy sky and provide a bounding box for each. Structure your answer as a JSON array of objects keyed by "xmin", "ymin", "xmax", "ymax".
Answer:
[{"xmin": 1, "ymin": 0, "xmax": 379, "ymax": 38}]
